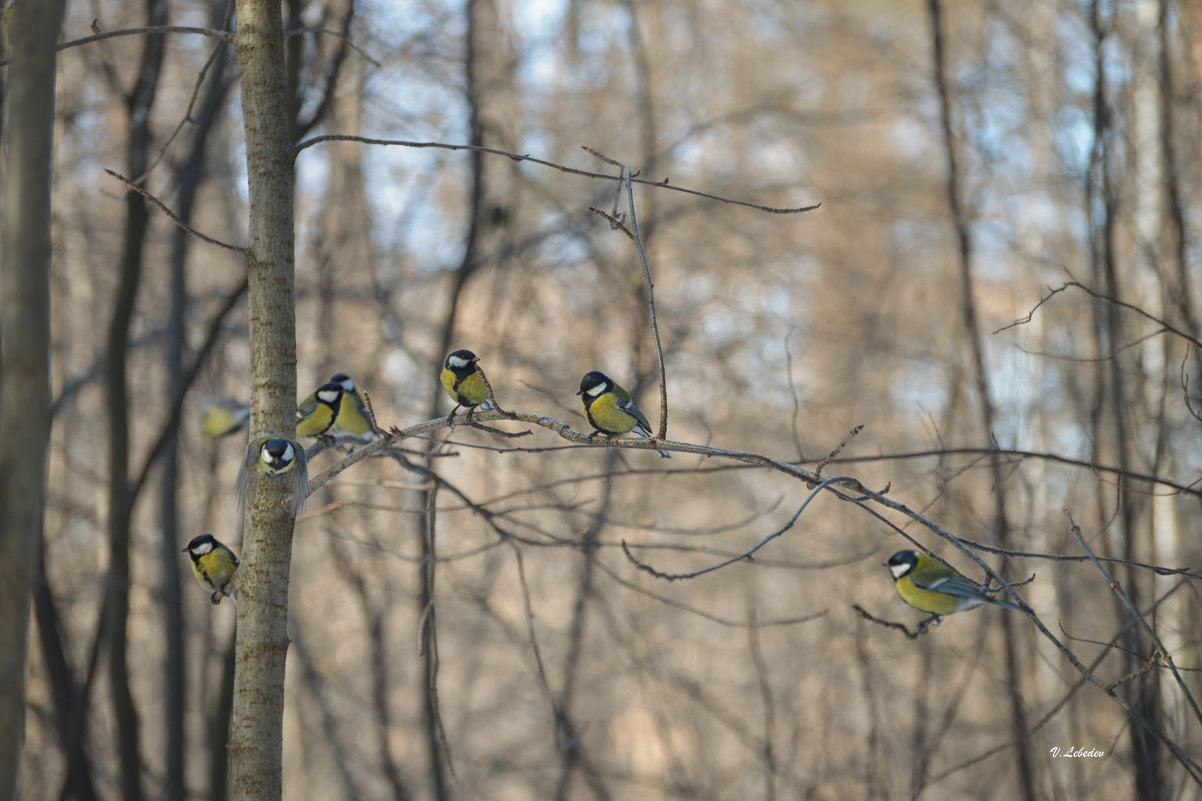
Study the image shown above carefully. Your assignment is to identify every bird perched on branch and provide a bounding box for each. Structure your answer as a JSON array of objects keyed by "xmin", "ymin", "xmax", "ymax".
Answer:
[
  {"xmin": 441, "ymin": 349, "xmax": 495, "ymax": 423},
  {"xmin": 296, "ymin": 381, "xmax": 344, "ymax": 437},
  {"xmin": 577, "ymin": 370, "xmax": 669, "ymax": 458},
  {"xmin": 885, "ymin": 550, "xmax": 1023, "ymax": 621},
  {"xmin": 327, "ymin": 372, "xmax": 374, "ymax": 437},
  {"xmin": 182, "ymin": 533, "xmax": 239, "ymax": 605}
]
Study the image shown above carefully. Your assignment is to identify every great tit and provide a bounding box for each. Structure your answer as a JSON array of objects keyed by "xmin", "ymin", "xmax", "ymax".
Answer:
[
  {"xmin": 441, "ymin": 349, "xmax": 495, "ymax": 422},
  {"xmin": 236, "ymin": 435, "xmax": 310, "ymax": 519},
  {"xmin": 329, "ymin": 373, "xmax": 374, "ymax": 437},
  {"xmin": 885, "ymin": 549, "xmax": 1023, "ymax": 619},
  {"xmin": 182, "ymin": 533, "xmax": 239, "ymax": 605},
  {"xmin": 576, "ymin": 370, "xmax": 670, "ymax": 458},
  {"xmin": 202, "ymin": 399, "xmax": 251, "ymax": 438},
  {"xmin": 296, "ymin": 381, "xmax": 343, "ymax": 437}
]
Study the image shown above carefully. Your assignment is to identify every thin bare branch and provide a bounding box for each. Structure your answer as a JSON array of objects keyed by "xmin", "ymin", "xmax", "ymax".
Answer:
[
  {"xmin": 851, "ymin": 605, "xmax": 933, "ymax": 640},
  {"xmin": 619, "ymin": 477, "xmax": 846, "ymax": 580},
  {"xmin": 285, "ymin": 24, "xmax": 380, "ymax": 68},
  {"xmin": 103, "ymin": 169, "xmax": 246, "ymax": 253},
  {"xmin": 583, "ymin": 146, "xmax": 669, "ymax": 439},
  {"xmin": 1064, "ymin": 509, "xmax": 1202, "ymax": 727},
  {"xmin": 999, "ymin": 281, "xmax": 1202, "ymax": 348},
  {"xmin": 293, "ymin": 134, "xmax": 823, "ymax": 215}
]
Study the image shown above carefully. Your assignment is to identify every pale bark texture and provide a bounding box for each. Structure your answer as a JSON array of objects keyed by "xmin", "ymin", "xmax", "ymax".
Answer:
[
  {"xmin": 0, "ymin": 1, "xmax": 67, "ymax": 797},
  {"xmin": 229, "ymin": 0, "xmax": 298, "ymax": 798}
]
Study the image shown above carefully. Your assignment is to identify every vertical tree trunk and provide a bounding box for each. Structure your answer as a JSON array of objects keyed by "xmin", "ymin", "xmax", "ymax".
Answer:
[
  {"xmin": 105, "ymin": 4, "xmax": 169, "ymax": 799},
  {"xmin": 1087, "ymin": 5, "xmax": 1163, "ymax": 797},
  {"xmin": 0, "ymin": 0, "xmax": 67, "ymax": 797},
  {"xmin": 925, "ymin": 3, "xmax": 1037, "ymax": 799},
  {"xmin": 230, "ymin": 0, "xmax": 298, "ymax": 797},
  {"xmin": 161, "ymin": 21, "xmax": 233, "ymax": 799},
  {"xmin": 416, "ymin": 3, "xmax": 516, "ymax": 795}
]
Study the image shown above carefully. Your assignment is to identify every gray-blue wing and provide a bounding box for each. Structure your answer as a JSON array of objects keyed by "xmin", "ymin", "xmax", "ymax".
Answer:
[
  {"xmin": 618, "ymin": 398, "xmax": 654, "ymax": 436},
  {"xmin": 915, "ymin": 572, "xmax": 1023, "ymax": 610}
]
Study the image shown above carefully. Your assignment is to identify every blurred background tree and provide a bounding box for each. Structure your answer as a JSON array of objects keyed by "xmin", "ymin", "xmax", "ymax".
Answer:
[{"xmin": 3, "ymin": 0, "xmax": 1200, "ymax": 799}]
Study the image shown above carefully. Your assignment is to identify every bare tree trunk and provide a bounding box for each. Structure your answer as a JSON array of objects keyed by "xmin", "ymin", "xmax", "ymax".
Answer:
[
  {"xmin": 33, "ymin": 546, "xmax": 99, "ymax": 801},
  {"xmin": 925, "ymin": 3, "xmax": 1037, "ymax": 799},
  {"xmin": 553, "ymin": 471, "xmax": 616, "ymax": 801},
  {"xmin": 230, "ymin": 0, "xmax": 298, "ymax": 797},
  {"xmin": 161, "ymin": 16, "xmax": 233, "ymax": 798},
  {"xmin": 0, "ymin": 1, "xmax": 67, "ymax": 797},
  {"xmin": 104, "ymin": 4, "xmax": 169, "ymax": 799},
  {"xmin": 1087, "ymin": 5, "xmax": 1163, "ymax": 798},
  {"xmin": 413, "ymin": 3, "xmax": 518, "ymax": 796}
]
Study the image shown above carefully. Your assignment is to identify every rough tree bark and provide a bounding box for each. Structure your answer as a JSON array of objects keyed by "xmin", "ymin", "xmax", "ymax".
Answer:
[{"xmin": 229, "ymin": 0, "xmax": 298, "ymax": 798}]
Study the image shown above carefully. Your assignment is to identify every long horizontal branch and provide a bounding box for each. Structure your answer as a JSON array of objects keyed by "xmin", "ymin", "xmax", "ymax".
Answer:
[
  {"xmin": 304, "ymin": 408, "xmax": 826, "ymax": 494},
  {"xmin": 294, "ymin": 136, "xmax": 822, "ymax": 215}
]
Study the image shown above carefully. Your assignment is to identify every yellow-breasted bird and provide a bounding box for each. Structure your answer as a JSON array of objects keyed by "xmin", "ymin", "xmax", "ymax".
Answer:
[
  {"xmin": 236, "ymin": 435, "xmax": 310, "ymax": 520},
  {"xmin": 182, "ymin": 533, "xmax": 239, "ymax": 605},
  {"xmin": 202, "ymin": 398, "xmax": 251, "ymax": 438},
  {"xmin": 885, "ymin": 549, "xmax": 1023, "ymax": 620},
  {"xmin": 329, "ymin": 372, "xmax": 374, "ymax": 437},
  {"xmin": 296, "ymin": 381, "xmax": 344, "ymax": 437},
  {"xmin": 576, "ymin": 370, "xmax": 670, "ymax": 458},
  {"xmin": 441, "ymin": 349, "xmax": 495, "ymax": 422}
]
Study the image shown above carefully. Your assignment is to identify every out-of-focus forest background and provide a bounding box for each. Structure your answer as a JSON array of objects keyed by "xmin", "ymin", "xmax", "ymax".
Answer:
[{"xmin": 3, "ymin": 0, "xmax": 1201, "ymax": 799}]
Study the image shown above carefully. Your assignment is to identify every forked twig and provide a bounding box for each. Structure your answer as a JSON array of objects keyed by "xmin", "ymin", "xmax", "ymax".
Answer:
[
  {"xmin": 621, "ymin": 477, "xmax": 846, "ymax": 580},
  {"xmin": 583, "ymin": 146, "xmax": 670, "ymax": 441}
]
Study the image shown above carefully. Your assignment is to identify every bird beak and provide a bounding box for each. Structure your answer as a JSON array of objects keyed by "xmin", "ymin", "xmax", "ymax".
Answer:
[
  {"xmin": 182, "ymin": 546, "xmax": 190, "ymax": 553},
  {"xmin": 575, "ymin": 389, "xmax": 583, "ymax": 396},
  {"xmin": 880, "ymin": 561, "xmax": 890, "ymax": 567}
]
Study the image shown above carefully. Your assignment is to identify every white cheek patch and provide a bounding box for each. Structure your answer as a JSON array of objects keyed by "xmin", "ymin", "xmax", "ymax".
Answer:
[
  {"xmin": 194, "ymin": 542, "xmax": 213, "ymax": 555},
  {"xmin": 586, "ymin": 384, "xmax": 605, "ymax": 397},
  {"xmin": 339, "ymin": 378, "xmax": 355, "ymax": 392},
  {"xmin": 448, "ymin": 355, "xmax": 470, "ymax": 369},
  {"xmin": 889, "ymin": 562, "xmax": 909, "ymax": 579},
  {"xmin": 317, "ymin": 389, "xmax": 339, "ymax": 404},
  {"xmin": 262, "ymin": 442, "xmax": 294, "ymax": 466}
]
